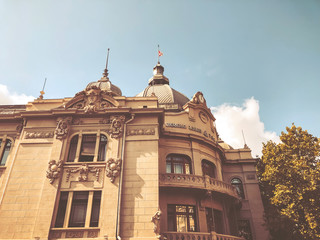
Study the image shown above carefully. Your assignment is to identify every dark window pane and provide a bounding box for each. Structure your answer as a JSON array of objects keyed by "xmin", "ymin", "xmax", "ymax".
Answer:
[
  {"xmin": 214, "ymin": 210, "xmax": 224, "ymax": 234},
  {"xmin": 98, "ymin": 135, "xmax": 107, "ymax": 161},
  {"xmin": 231, "ymin": 178, "xmax": 245, "ymax": 199},
  {"xmin": 79, "ymin": 134, "xmax": 96, "ymax": 162},
  {"xmin": 168, "ymin": 213, "xmax": 175, "ymax": 231},
  {"xmin": 90, "ymin": 191, "xmax": 101, "ymax": 227},
  {"xmin": 67, "ymin": 135, "xmax": 78, "ymax": 162},
  {"xmin": 55, "ymin": 192, "xmax": 69, "ymax": 228},
  {"xmin": 166, "ymin": 154, "xmax": 192, "ymax": 174},
  {"xmin": 1, "ymin": 139, "xmax": 12, "ymax": 166},
  {"xmin": 68, "ymin": 192, "xmax": 88, "ymax": 227}
]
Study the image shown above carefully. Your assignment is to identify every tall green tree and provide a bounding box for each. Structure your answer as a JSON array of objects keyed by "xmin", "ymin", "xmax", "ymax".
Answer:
[{"xmin": 257, "ymin": 124, "xmax": 320, "ymax": 240}]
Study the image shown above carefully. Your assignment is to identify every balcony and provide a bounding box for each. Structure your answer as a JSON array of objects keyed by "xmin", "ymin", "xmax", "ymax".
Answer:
[
  {"xmin": 159, "ymin": 173, "xmax": 239, "ymax": 198},
  {"xmin": 161, "ymin": 232, "xmax": 245, "ymax": 240}
]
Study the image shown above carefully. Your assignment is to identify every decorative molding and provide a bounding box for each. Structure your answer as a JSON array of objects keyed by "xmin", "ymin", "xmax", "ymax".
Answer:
[
  {"xmin": 25, "ymin": 131, "xmax": 54, "ymax": 139},
  {"xmin": 151, "ymin": 209, "xmax": 161, "ymax": 238},
  {"xmin": 16, "ymin": 123, "xmax": 23, "ymax": 135},
  {"xmin": 107, "ymin": 115, "xmax": 125, "ymax": 139},
  {"xmin": 87, "ymin": 230, "xmax": 99, "ymax": 238},
  {"xmin": 99, "ymin": 117, "xmax": 111, "ymax": 124},
  {"xmin": 55, "ymin": 117, "xmax": 72, "ymax": 140},
  {"xmin": 106, "ymin": 158, "xmax": 121, "ymax": 183},
  {"xmin": 65, "ymin": 231, "xmax": 84, "ymax": 238},
  {"xmin": 190, "ymin": 91, "xmax": 207, "ymax": 106},
  {"xmin": 66, "ymin": 164, "xmax": 100, "ymax": 182},
  {"xmin": 46, "ymin": 160, "xmax": 62, "ymax": 184},
  {"xmin": 199, "ymin": 111, "xmax": 209, "ymax": 123},
  {"xmin": 126, "ymin": 128, "xmax": 155, "ymax": 136},
  {"xmin": 66, "ymin": 86, "xmax": 116, "ymax": 113}
]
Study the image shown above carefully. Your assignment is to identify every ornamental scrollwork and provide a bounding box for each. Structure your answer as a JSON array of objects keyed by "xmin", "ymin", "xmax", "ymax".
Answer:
[
  {"xmin": 46, "ymin": 160, "xmax": 62, "ymax": 184},
  {"xmin": 25, "ymin": 131, "xmax": 54, "ymax": 139},
  {"xmin": 55, "ymin": 117, "xmax": 72, "ymax": 140},
  {"xmin": 151, "ymin": 209, "xmax": 162, "ymax": 238},
  {"xmin": 106, "ymin": 158, "xmax": 121, "ymax": 183},
  {"xmin": 190, "ymin": 91, "xmax": 207, "ymax": 106},
  {"xmin": 65, "ymin": 164, "xmax": 100, "ymax": 182},
  {"xmin": 107, "ymin": 115, "xmax": 125, "ymax": 139}
]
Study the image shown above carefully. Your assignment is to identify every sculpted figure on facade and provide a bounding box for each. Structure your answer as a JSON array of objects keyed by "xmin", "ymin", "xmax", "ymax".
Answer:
[
  {"xmin": 55, "ymin": 117, "xmax": 72, "ymax": 140},
  {"xmin": 190, "ymin": 91, "xmax": 207, "ymax": 106},
  {"xmin": 46, "ymin": 160, "xmax": 62, "ymax": 184},
  {"xmin": 151, "ymin": 209, "xmax": 162, "ymax": 238},
  {"xmin": 106, "ymin": 158, "xmax": 121, "ymax": 183},
  {"xmin": 108, "ymin": 115, "xmax": 125, "ymax": 139}
]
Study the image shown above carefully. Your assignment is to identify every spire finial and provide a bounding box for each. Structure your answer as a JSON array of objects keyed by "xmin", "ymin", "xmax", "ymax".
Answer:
[
  {"xmin": 242, "ymin": 130, "xmax": 249, "ymax": 148},
  {"xmin": 38, "ymin": 78, "xmax": 47, "ymax": 100},
  {"xmin": 157, "ymin": 44, "xmax": 163, "ymax": 64},
  {"xmin": 103, "ymin": 48, "xmax": 110, "ymax": 80}
]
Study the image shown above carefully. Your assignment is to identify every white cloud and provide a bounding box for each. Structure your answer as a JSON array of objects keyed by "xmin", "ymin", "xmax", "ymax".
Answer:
[
  {"xmin": 211, "ymin": 97, "xmax": 280, "ymax": 157},
  {"xmin": 0, "ymin": 84, "xmax": 35, "ymax": 105}
]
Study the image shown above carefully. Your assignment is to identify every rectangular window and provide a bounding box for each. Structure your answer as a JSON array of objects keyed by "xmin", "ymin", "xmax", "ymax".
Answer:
[
  {"xmin": 79, "ymin": 135, "xmax": 96, "ymax": 162},
  {"xmin": 0, "ymin": 138, "xmax": 12, "ymax": 166},
  {"xmin": 167, "ymin": 204, "xmax": 197, "ymax": 232},
  {"xmin": 205, "ymin": 208, "xmax": 224, "ymax": 234},
  {"xmin": 54, "ymin": 191, "xmax": 102, "ymax": 228}
]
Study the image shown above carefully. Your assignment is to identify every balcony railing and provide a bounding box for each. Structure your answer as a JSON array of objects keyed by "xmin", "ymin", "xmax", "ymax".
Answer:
[
  {"xmin": 161, "ymin": 232, "xmax": 245, "ymax": 240},
  {"xmin": 159, "ymin": 173, "xmax": 239, "ymax": 198}
]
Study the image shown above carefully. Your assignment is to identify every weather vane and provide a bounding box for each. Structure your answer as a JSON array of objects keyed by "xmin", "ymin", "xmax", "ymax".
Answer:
[
  {"xmin": 103, "ymin": 48, "xmax": 110, "ymax": 79},
  {"xmin": 158, "ymin": 44, "xmax": 163, "ymax": 64}
]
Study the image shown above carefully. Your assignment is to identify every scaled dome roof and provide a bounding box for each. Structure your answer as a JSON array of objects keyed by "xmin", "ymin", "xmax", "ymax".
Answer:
[{"xmin": 136, "ymin": 63, "xmax": 189, "ymax": 110}]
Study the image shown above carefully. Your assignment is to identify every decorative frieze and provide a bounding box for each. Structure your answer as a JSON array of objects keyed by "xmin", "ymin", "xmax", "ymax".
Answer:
[
  {"xmin": 46, "ymin": 160, "xmax": 62, "ymax": 184},
  {"xmin": 66, "ymin": 231, "xmax": 84, "ymax": 238},
  {"xmin": 66, "ymin": 164, "xmax": 100, "ymax": 182},
  {"xmin": 55, "ymin": 117, "xmax": 72, "ymax": 140},
  {"xmin": 106, "ymin": 158, "xmax": 121, "ymax": 183},
  {"xmin": 126, "ymin": 128, "xmax": 155, "ymax": 136},
  {"xmin": 25, "ymin": 131, "xmax": 54, "ymax": 139}
]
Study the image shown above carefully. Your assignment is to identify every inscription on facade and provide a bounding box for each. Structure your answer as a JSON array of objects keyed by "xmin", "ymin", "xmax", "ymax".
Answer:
[{"xmin": 166, "ymin": 123, "xmax": 215, "ymax": 141}]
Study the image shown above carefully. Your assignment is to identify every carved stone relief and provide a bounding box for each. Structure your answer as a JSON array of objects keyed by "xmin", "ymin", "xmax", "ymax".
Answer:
[
  {"xmin": 190, "ymin": 91, "xmax": 207, "ymax": 106},
  {"xmin": 151, "ymin": 209, "xmax": 161, "ymax": 238},
  {"xmin": 67, "ymin": 86, "xmax": 116, "ymax": 113},
  {"xmin": 25, "ymin": 132, "xmax": 54, "ymax": 139},
  {"xmin": 65, "ymin": 231, "xmax": 84, "ymax": 238},
  {"xmin": 55, "ymin": 117, "xmax": 72, "ymax": 140},
  {"xmin": 126, "ymin": 128, "xmax": 155, "ymax": 136},
  {"xmin": 87, "ymin": 230, "xmax": 99, "ymax": 238},
  {"xmin": 66, "ymin": 164, "xmax": 100, "ymax": 182},
  {"xmin": 106, "ymin": 158, "xmax": 121, "ymax": 183},
  {"xmin": 46, "ymin": 160, "xmax": 62, "ymax": 184},
  {"xmin": 107, "ymin": 115, "xmax": 125, "ymax": 139}
]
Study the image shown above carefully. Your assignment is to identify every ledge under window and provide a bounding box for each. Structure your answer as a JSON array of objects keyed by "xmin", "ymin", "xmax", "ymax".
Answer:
[{"xmin": 50, "ymin": 227, "xmax": 100, "ymax": 239}]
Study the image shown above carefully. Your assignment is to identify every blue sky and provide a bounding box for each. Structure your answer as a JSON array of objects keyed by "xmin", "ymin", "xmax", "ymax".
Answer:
[{"xmin": 1, "ymin": 0, "xmax": 319, "ymax": 154}]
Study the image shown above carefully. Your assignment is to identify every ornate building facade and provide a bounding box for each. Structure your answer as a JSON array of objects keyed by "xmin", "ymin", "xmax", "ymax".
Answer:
[{"xmin": 0, "ymin": 60, "xmax": 268, "ymax": 240}]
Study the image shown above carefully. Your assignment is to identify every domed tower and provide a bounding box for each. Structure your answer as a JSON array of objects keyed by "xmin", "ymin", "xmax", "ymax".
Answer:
[{"xmin": 136, "ymin": 63, "xmax": 189, "ymax": 111}]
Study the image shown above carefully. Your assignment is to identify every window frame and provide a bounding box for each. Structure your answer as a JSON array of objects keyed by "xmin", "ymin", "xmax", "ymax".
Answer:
[
  {"xmin": 166, "ymin": 154, "xmax": 192, "ymax": 174},
  {"xmin": 167, "ymin": 204, "xmax": 198, "ymax": 232},
  {"xmin": 67, "ymin": 131, "xmax": 108, "ymax": 163},
  {"xmin": 53, "ymin": 191, "xmax": 102, "ymax": 229},
  {"xmin": 205, "ymin": 207, "xmax": 224, "ymax": 234},
  {"xmin": 0, "ymin": 136, "xmax": 13, "ymax": 166},
  {"xmin": 231, "ymin": 177, "xmax": 245, "ymax": 199}
]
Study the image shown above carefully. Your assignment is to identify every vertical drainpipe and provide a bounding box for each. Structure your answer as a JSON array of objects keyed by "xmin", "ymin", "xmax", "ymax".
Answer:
[{"xmin": 116, "ymin": 114, "xmax": 135, "ymax": 240}]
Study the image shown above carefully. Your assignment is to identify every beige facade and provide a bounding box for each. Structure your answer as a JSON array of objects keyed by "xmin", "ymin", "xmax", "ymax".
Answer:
[{"xmin": 0, "ymin": 62, "xmax": 269, "ymax": 240}]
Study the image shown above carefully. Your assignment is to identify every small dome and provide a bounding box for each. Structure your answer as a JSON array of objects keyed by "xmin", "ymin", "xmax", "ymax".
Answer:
[
  {"xmin": 86, "ymin": 79, "xmax": 122, "ymax": 96},
  {"xmin": 137, "ymin": 63, "xmax": 189, "ymax": 110},
  {"xmin": 137, "ymin": 84, "xmax": 189, "ymax": 107}
]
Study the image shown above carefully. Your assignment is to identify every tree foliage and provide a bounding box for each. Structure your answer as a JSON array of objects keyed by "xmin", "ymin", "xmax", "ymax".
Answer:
[{"xmin": 257, "ymin": 124, "xmax": 320, "ymax": 240}]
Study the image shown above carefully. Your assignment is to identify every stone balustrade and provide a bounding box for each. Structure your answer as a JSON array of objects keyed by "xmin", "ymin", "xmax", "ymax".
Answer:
[
  {"xmin": 161, "ymin": 232, "xmax": 245, "ymax": 240},
  {"xmin": 159, "ymin": 173, "xmax": 239, "ymax": 198}
]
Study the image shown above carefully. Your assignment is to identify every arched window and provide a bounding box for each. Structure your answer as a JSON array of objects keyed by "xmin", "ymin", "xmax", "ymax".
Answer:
[
  {"xmin": 0, "ymin": 138, "xmax": 12, "ymax": 166},
  {"xmin": 166, "ymin": 154, "xmax": 192, "ymax": 174},
  {"xmin": 231, "ymin": 178, "xmax": 245, "ymax": 199},
  {"xmin": 67, "ymin": 134, "xmax": 107, "ymax": 162},
  {"xmin": 201, "ymin": 160, "xmax": 216, "ymax": 178}
]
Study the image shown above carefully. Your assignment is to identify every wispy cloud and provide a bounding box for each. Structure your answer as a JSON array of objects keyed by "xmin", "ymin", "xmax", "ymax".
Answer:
[
  {"xmin": 0, "ymin": 84, "xmax": 35, "ymax": 105},
  {"xmin": 211, "ymin": 97, "xmax": 280, "ymax": 157}
]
